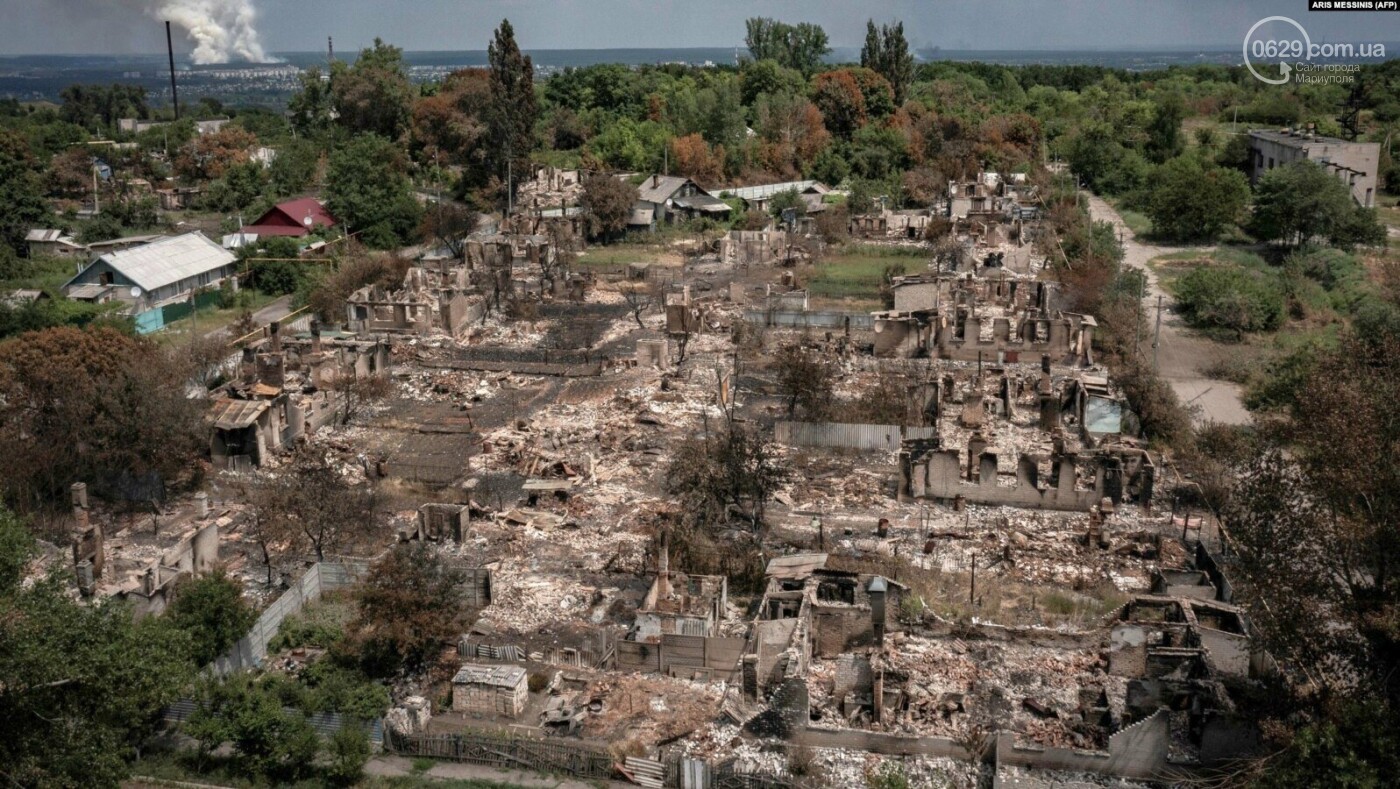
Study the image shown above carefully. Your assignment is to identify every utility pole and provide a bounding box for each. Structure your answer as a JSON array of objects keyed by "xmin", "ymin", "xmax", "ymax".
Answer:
[
  {"xmin": 1152, "ymin": 294, "xmax": 1163, "ymax": 373},
  {"xmin": 1135, "ymin": 276, "xmax": 1145, "ymax": 354},
  {"xmin": 968, "ymin": 552, "xmax": 976, "ymax": 604},
  {"xmin": 165, "ymin": 21, "xmax": 180, "ymax": 121},
  {"xmin": 92, "ymin": 165, "xmax": 99, "ymax": 214}
]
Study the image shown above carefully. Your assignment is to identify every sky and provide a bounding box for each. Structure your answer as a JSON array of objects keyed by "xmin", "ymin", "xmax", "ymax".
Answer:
[{"xmin": 0, "ymin": 0, "xmax": 1395, "ymax": 57}]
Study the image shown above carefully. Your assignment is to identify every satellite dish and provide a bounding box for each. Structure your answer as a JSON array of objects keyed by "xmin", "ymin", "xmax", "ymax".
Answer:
[
  {"xmin": 129, "ymin": 286, "xmax": 141, "ymax": 298},
  {"xmin": 304, "ymin": 213, "xmax": 314, "ymax": 228}
]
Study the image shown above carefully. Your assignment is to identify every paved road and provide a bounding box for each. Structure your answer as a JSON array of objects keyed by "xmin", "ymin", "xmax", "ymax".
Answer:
[
  {"xmin": 203, "ymin": 294, "xmax": 295, "ymax": 341},
  {"xmin": 1085, "ymin": 195, "xmax": 1252, "ymax": 426}
]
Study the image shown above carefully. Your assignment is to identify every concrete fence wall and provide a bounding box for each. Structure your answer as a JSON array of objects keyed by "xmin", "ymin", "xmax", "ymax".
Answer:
[
  {"xmin": 776, "ymin": 421, "xmax": 937, "ymax": 451},
  {"xmin": 210, "ymin": 561, "xmax": 369, "ymax": 675},
  {"xmin": 994, "ymin": 708, "xmax": 1169, "ymax": 780},
  {"xmin": 743, "ymin": 310, "xmax": 874, "ymax": 330}
]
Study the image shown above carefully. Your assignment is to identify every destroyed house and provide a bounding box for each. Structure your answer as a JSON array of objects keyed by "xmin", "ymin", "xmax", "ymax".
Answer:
[
  {"xmin": 633, "ymin": 546, "xmax": 728, "ymax": 641},
  {"xmin": 899, "ymin": 438, "xmax": 1154, "ymax": 512},
  {"xmin": 208, "ymin": 322, "xmax": 388, "ymax": 468},
  {"xmin": 744, "ymin": 553, "xmax": 907, "ymax": 696}
]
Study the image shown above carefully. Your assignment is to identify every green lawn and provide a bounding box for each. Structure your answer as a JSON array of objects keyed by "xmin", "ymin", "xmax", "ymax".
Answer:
[
  {"xmin": 807, "ymin": 244, "xmax": 928, "ymax": 305},
  {"xmin": 1148, "ymin": 248, "xmax": 1268, "ymax": 291}
]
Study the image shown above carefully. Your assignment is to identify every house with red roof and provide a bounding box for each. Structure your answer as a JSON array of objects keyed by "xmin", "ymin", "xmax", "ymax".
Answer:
[{"xmin": 243, "ymin": 198, "xmax": 337, "ymax": 238}]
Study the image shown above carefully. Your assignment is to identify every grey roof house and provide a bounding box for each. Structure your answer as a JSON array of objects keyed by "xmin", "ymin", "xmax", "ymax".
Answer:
[
  {"xmin": 630, "ymin": 174, "xmax": 731, "ymax": 228},
  {"xmin": 63, "ymin": 232, "xmax": 237, "ymax": 313}
]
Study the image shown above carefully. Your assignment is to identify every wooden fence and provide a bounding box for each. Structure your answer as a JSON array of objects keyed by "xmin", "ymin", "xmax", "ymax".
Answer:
[{"xmin": 384, "ymin": 727, "xmax": 614, "ymax": 781}]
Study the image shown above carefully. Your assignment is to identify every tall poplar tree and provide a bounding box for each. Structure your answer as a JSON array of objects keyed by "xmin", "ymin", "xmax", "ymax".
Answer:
[
  {"xmin": 860, "ymin": 20, "xmax": 914, "ymax": 105},
  {"xmin": 487, "ymin": 19, "xmax": 538, "ymax": 206}
]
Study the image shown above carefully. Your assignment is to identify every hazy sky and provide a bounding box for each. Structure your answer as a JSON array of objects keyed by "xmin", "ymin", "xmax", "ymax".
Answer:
[{"xmin": 1, "ymin": 0, "xmax": 1395, "ymax": 56}]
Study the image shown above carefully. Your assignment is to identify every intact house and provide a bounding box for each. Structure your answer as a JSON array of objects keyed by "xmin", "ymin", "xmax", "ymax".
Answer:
[
  {"xmin": 62, "ymin": 232, "xmax": 237, "ymax": 314},
  {"xmin": 1248, "ymin": 127, "xmax": 1381, "ymax": 207},
  {"xmin": 719, "ymin": 180, "xmax": 831, "ymax": 214},
  {"xmin": 25, "ymin": 228, "xmax": 85, "ymax": 258},
  {"xmin": 242, "ymin": 197, "xmax": 337, "ymax": 239},
  {"xmin": 630, "ymin": 174, "xmax": 732, "ymax": 229}
]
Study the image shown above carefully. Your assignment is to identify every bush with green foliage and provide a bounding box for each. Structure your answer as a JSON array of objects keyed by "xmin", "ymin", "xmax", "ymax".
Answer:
[
  {"xmin": 1174, "ymin": 264, "xmax": 1285, "ymax": 335},
  {"xmin": 166, "ymin": 569, "xmax": 257, "ymax": 666}
]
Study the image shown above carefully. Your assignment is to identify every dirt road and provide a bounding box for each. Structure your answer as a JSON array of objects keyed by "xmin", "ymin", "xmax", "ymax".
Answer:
[{"xmin": 1084, "ymin": 195, "xmax": 1251, "ymax": 426}]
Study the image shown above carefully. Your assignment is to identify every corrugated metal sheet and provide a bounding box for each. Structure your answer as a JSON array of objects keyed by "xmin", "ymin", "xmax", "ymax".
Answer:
[
  {"xmin": 775, "ymin": 421, "xmax": 937, "ymax": 451},
  {"xmin": 86, "ymin": 232, "xmax": 235, "ymax": 293}
]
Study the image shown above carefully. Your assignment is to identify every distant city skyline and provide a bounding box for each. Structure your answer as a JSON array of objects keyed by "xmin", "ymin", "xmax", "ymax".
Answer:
[{"xmin": 1, "ymin": 0, "xmax": 1395, "ymax": 60}]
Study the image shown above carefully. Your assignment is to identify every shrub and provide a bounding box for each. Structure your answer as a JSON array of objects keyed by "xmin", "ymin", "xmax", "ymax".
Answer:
[{"xmin": 1174, "ymin": 265, "xmax": 1285, "ymax": 335}]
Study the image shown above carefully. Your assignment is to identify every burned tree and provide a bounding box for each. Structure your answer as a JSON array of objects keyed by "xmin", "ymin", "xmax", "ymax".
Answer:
[
  {"xmin": 774, "ymin": 340, "xmax": 836, "ymax": 420},
  {"xmin": 665, "ymin": 423, "xmax": 789, "ymax": 532},
  {"xmin": 619, "ymin": 281, "xmax": 657, "ymax": 329},
  {"xmin": 418, "ymin": 202, "xmax": 479, "ymax": 259},
  {"xmin": 281, "ymin": 450, "xmax": 379, "ymax": 562},
  {"xmin": 334, "ymin": 373, "xmax": 392, "ymax": 427}
]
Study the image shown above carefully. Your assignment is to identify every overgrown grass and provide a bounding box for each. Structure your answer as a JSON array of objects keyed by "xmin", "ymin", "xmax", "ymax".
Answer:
[
  {"xmin": 0, "ymin": 255, "xmax": 82, "ymax": 292},
  {"xmin": 1107, "ymin": 196, "xmax": 1152, "ymax": 237},
  {"xmin": 150, "ymin": 290, "xmax": 275, "ymax": 346},
  {"xmin": 807, "ymin": 244, "xmax": 928, "ymax": 303}
]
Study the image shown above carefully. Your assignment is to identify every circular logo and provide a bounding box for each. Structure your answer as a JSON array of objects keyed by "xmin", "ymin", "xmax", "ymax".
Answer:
[{"xmin": 1243, "ymin": 16, "xmax": 1311, "ymax": 85}]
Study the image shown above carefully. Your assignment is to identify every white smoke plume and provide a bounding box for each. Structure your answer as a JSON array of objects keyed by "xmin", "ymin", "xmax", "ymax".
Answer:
[{"xmin": 143, "ymin": 0, "xmax": 276, "ymax": 64}]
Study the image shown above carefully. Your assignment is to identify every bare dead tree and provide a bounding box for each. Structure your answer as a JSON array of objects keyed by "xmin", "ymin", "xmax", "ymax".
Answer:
[
  {"xmin": 334, "ymin": 372, "xmax": 392, "ymax": 426},
  {"xmin": 282, "ymin": 449, "xmax": 380, "ymax": 562}
]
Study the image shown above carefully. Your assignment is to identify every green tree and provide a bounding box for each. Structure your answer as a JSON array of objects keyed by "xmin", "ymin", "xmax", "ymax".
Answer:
[
  {"xmin": 185, "ymin": 673, "xmax": 319, "ymax": 782},
  {"xmin": 745, "ymin": 18, "xmax": 830, "ymax": 75},
  {"xmin": 324, "ymin": 134, "xmax": 421, "ymax": 249},
  {"xmin": 1250, "ymin": 160, "xmax": 1387, "ymax": 248},
  {"xmin": 1147, "ymin": 155, "xmax": 1250, "ymax": 241},
  {"xmin": 740, "ymin": 59, "xmax": 807, "ymax": 107},
  {"xmin": 267, "ymin": 138, "xmax": 320, "ymax": 196},
  {"xmin": 1145, "ymin": 93, "xmax": 1186, "ymax": 163},
  {"xmin": 202, "ymin": 160, "xmax": 267, "ymax": 213},
  {"xmin": 288, "ymin": 66, "xmax": 335, "ymax": 139},
  {"xmin": 0, "ymin": 507, "xmax": 195, "ymax": 788},
  {"xmin": 487, "ymin": 19, "xmax": 538, "ymax": 204},
  {"xmin": 581, "ymin": 172, "xmax": 639, "ymax": 240},
  {"xmin": 325, "ymin": 724, "xmax": 371, "ymax": 786},
  {"xmin": 0, "ymin": 130, "xmax": 49, "ymax": 254},
  {"xmin": 331, "ymin": 38, "xmax": 414, "ymax": 140},
  {"xmin": 59, "ymin": 84, "xmax": 148, "ymax": 133},
  {"xmin": 349, "ymin": 542, "xmax": 469, "ymax": 675},
  {"xmin": 167, "ymin": 568, "xmax": 257, "ymax": 666},
  {"xmin": 860, "ymin": 19, "xmax": 915, "ymax": 105}
]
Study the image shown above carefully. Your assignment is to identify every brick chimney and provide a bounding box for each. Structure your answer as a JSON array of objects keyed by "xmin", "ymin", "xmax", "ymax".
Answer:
[
  {"xmin": 268, "ymin": 320, "xmax": 281, "ymax": 353},
  {"xmin": 310, "ymin": 319, "xmax": 323, "ymax": 354},
  {"xmin": 868, "ymin": 576, "xmax": 888, "ymax": 647}
]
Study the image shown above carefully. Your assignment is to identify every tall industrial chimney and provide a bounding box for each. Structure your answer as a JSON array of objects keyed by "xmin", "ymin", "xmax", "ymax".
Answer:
[{"xmin": 166, "ymin": 21, "xmax": 180, "ymax": 121}]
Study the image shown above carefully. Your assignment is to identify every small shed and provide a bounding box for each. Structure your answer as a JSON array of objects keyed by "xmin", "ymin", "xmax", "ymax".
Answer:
[{"xmin": 452, "ymin": 664, "xmax": 528, "ymax": 718}]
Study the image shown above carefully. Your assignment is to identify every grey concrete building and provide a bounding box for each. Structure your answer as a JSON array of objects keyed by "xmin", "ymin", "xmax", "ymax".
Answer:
[{"xmin": 1247, "ymin": 128, "xmax": 1380, "ymax": 207}]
